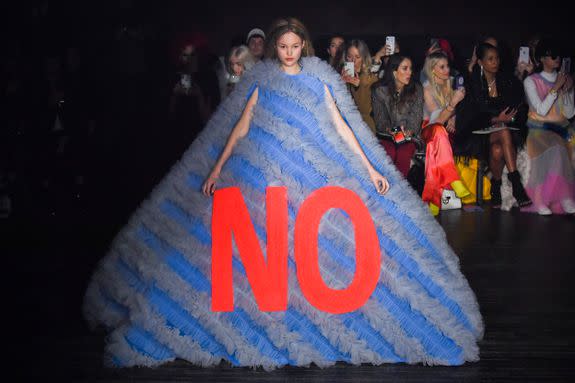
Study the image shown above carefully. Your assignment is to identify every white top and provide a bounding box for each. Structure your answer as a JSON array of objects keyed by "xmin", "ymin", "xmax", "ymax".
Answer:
[{"xmin": 523, "ymin": 71, "xmax": 575, "ymax": 119}]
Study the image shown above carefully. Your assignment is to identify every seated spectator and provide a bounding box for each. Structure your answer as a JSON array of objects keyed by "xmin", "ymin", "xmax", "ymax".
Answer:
[
  {"xmin": 341, "ymin": 39, "xmax": 379, "ymax": 133},
  {"xmin": 422, "ymin": 51, "xmax": 471, "ymax": 215},
  {"xmin": 467, "ymin": 36, "xmax": 498, "ymax": 75},
  {"xmin": 522, "ymin": 38, "xmax": 575, "ymax": 215},
  {"xmin": 462, "ymin": 43, "xmax": 532, "ymax": 209},
  {"xmin": 222, "ymin": 45, "xmax": 256, "ymax": 98},
  {"xmin": 421, "ymin": 38, "xmax": 460, "ymax": 84},
  {"xmin": 372, "ymin": 54, "xmax": 423, "ymax": 177}
]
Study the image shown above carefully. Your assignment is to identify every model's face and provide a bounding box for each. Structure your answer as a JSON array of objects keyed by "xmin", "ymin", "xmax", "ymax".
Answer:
[
  {"xmin": 541, "ymin": 54, "xmax": 561, "ymax": 70},
  {"xmin": 432, "ymin": 58, "xmax": 450, "ymax": 81},
  {"xmin": 394, "ymin": 58, "xmax": 412, "ymax": 87},
  {"xmin": 276, "ymin": 32, "xmax": 304, "ymax": 68},
  {"xmin": 327, "ymin": 37, "xmax": 344, "ymax": 58},
  {"xmin": 248, "ymin": 36, "xmax": 265, "ymax": 59},
  {"xmin": 346, "ymin": 46, "xmax": 362, "ymax": 73},
  {"xmin": 479, "ymin": 49, "xmax": 500, "ymax": 74},
  {"xmin": 229, "ymin": 56, "xmax": 243, "ymax": 76}
]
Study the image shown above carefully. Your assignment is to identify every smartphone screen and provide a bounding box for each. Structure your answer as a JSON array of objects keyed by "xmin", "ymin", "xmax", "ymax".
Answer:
[
  {"xmin": 344, "ymin": 61, "xmax": 355, "ymax": 77},
  {"xmin": 452, "ymin": 74, "xmax": 464, "ymax": 90},
  {"xmin": 453, "ymin": 74, "xmax": 464, "ymax": 89},
  {"xmin": 386, "ymin": 36, "xmax": 395, "ymax": 55},
  {"xmin": 430, "ymin": 38, "xmax": 439, "ymax": 49},
  {"xmin": 518, "ymin": 46, "xmax": 530, "ymax": 64}
]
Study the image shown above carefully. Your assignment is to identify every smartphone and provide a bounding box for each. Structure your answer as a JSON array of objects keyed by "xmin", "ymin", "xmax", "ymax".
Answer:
[
  {"xmin": 386, "ymin": 36, "xmax": 396, "ymax": 55},
  {"xmin": 430, "ymin": 38, "xmax": 439, "ymax": 49},
  {"xmin": 344, "ymin": 61, "xmax": 355, "ymax": 77},
  {"xmin": 518, "ymin": 46, "xmax": 530, "ymax": 64},
  {"xmin": 453, "ymin": 74, "xmax": 464, "ymax": 90},
  {"xmin": 561, "ymin": 57, "xmax": 572, "ymax": 73}
]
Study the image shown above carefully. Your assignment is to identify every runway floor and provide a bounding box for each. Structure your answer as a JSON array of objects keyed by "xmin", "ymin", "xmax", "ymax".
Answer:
[{"xmin": 6, "ymin": 185, "xmax": 575, "ymax": 382}]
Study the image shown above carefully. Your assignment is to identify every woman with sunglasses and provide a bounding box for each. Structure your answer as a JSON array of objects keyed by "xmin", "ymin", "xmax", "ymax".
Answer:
[{"xmin": 522, "ymin": 39, "xmax": 575, "ymax": 215}]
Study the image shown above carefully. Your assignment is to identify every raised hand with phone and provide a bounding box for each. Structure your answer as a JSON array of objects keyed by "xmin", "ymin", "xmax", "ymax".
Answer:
[{"xmin": 341, "ymin": 39, "xmax": 379, "ymax": 132}]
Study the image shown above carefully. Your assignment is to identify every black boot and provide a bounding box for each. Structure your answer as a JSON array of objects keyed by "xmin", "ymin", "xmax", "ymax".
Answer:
[
  {"xmin": 508, "ymin": 170, "xmax": 532, "ymax": 208},
  {"xmin": 490, "ymin": 178, "xmax": 502, "ymax": 209}
]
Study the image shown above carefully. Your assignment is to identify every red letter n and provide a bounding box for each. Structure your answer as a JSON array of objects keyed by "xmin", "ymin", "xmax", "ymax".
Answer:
[{"xmin": 212, "ymin": 187, "xmax": 288, "ymax": 312}]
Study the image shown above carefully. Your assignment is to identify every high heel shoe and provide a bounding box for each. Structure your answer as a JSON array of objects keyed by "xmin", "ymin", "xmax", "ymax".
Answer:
[{"xmin": 507, "ymin": 170, "xmax": 532, "ymax": 208}]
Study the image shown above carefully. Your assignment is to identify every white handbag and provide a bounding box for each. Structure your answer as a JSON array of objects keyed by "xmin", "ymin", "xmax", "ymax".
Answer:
[{"xmin": 441, "ymin": 189, "xmax": 462, "ymax": 210}]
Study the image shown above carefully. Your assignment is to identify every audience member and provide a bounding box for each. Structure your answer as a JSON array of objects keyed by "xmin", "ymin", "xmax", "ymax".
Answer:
[
  {"xmin": 422, "ymin": 51, "xmax": 470, "ymax": 215},
  {"xmin": 372, "ymin": 54, "xmax": 423, "ymax": 177},
  {"xmin": 421, "ymin": 38, "xmax": 460, "ymax": 84},
  {"xmin": 326, "ymin": 35, "xmax": 345, "ymax": 70},
  {"xmin": 522, "ymin": 38, "xmax": 575, "ymax": 215},
  {"xmin": 222, "ymin": 45, "xmax": 256, "ymax": 98},
  {"xmin": 168, "ymin": 37, "xmax": 220, "ymax": 150},
  {"xmin": 246, "ymin": 28, "xmax": 266, "ymax": 61},
  {"xmin": 341, "ymin": 39, "xmax": 379, "ymax": 133},
  {"xmin": 462, "ymin": 43, "xmax": 532, "ymax": 209}
]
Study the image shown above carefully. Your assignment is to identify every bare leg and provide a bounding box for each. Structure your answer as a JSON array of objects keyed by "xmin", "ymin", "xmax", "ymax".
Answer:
[
  {"xmin": 499, "ymin": 129, "xmax": 517, "ymax": 172},
  {"xmin": 489, "ymin": 137, "xmax": 504, "ymax": 180}
]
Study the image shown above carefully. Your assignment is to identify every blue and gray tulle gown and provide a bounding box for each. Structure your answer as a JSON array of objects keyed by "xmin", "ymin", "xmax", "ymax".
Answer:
[{"xmin": 83, "ymin": 57, "xmax": 483, "ymax": 369}]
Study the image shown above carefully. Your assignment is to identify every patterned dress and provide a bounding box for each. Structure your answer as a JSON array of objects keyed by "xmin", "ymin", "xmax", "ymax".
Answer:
[{"xmin": 83, "ymin": 57, "xmax": 483, "ymax": 369}]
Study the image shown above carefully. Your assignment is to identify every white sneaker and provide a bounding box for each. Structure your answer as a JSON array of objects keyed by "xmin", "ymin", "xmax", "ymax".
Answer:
[
  {"xmin": 537, "ymin": 206, "xmax": 552, "ymax": 216},
  {"xmin": 560, "ymin": 199, "xmax": 575, "ymax": 214}
]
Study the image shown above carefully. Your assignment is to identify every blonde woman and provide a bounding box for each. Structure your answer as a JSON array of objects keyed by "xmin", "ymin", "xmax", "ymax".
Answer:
[
  {"xmin": 223, "ymin": 45, "xmax": 256, "ymax": 98},
  {"xmin": 341, "ymin": 39, "xmax": 379, "ymax": 133},
  {"xmin": 422, "ymin": 51, "xmax": 470, "ymax": 215}
]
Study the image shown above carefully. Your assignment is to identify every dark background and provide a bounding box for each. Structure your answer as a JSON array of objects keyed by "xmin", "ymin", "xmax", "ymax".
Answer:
[{"xmin": 4, "ymin": 0, "xmax": 575, "ymax": 62}]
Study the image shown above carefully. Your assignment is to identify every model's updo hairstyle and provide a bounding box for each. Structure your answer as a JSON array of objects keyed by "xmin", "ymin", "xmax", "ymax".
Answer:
[{"xmin": 264, "ymin": 17, "xmax": 315, "ymax": 60}]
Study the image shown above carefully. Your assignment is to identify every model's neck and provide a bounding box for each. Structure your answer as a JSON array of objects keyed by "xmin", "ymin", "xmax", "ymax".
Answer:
[{"xmin": 282, "ymin": 63, "xmax": 302, "ymax": 75}]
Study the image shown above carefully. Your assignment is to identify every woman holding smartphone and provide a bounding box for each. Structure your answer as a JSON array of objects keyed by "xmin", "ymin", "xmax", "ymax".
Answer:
[
  {"xmin": 422, "ymin": 52, "xmax": 471, "ymax": 215},
  {"xmin": 522, "ymin": 39, "xmax": 575, "ymax": 215},
  {"xmin": 341, "ymin": 39, "xmax": 379, "ymax": 133}
]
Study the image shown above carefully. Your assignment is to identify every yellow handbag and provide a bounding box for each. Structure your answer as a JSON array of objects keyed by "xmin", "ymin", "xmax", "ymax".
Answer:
[{"xmin": 454, "ymin": 157, "xmax": 491, "ymax": 204}]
